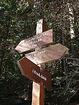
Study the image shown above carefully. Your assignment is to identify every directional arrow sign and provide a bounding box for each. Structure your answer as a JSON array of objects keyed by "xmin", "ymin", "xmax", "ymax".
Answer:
[
  {"xmin": 15, "ymin": 29, "xmax": 53, "ymax": 53},
  {"xmin": 25, "ymin": 43, "xmax": 69, "ymax": 65},
  {"xmin": 17, "ymin": 57, "xmax": 52, "ymax": 90}
]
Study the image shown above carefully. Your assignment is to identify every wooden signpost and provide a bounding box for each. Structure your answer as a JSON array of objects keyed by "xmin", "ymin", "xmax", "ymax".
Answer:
[{"xmin": 15, "ymin": 19, "xmax": 69, "ymax": 105}]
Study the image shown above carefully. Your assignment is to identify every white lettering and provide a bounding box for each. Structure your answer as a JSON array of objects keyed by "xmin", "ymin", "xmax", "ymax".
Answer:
[
  {"xmin": 40, "ymin": 74, "xmax": 47, "ymax": 81},
  {"xmin": 32, "ymin": 69, "xmax": 47, "ymax": 81}
]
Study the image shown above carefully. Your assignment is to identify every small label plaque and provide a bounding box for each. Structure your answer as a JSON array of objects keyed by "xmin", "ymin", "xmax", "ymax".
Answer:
[{"xmin": 17, "ymin": 57, "xmax": 52, "ymax": 90}]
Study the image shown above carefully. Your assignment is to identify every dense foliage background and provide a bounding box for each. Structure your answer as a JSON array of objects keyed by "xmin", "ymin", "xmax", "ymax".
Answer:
[{"xmin": 0, "ymin": 0, "xmax": 79, "ymax": 105}]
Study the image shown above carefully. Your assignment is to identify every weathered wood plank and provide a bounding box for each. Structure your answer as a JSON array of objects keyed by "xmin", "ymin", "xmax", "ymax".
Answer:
[
  {"xmin": 15, "ymin": 29, "xmax": 53, "ymax": 53},
  {"xmin": 25, "ymin": 43, "xmax": 69, "ymax": 65}
]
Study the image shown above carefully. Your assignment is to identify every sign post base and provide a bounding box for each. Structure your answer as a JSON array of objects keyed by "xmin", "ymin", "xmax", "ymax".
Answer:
[{"xmin": 32, "ymin": 82, "xmax": 44, "ymax": 105}]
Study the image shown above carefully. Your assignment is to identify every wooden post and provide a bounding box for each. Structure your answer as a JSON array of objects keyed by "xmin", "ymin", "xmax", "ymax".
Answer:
[
  {"xmin": 32, "ymin": 82, "xmax": 40, "ymax": 105},
  {"xmin": 40, "ymin": 82, "xmax": 44, "ymax": 105},
  {"xmin": 32, "ymin": 19, "xmax": 47, "ymax": 105}
]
